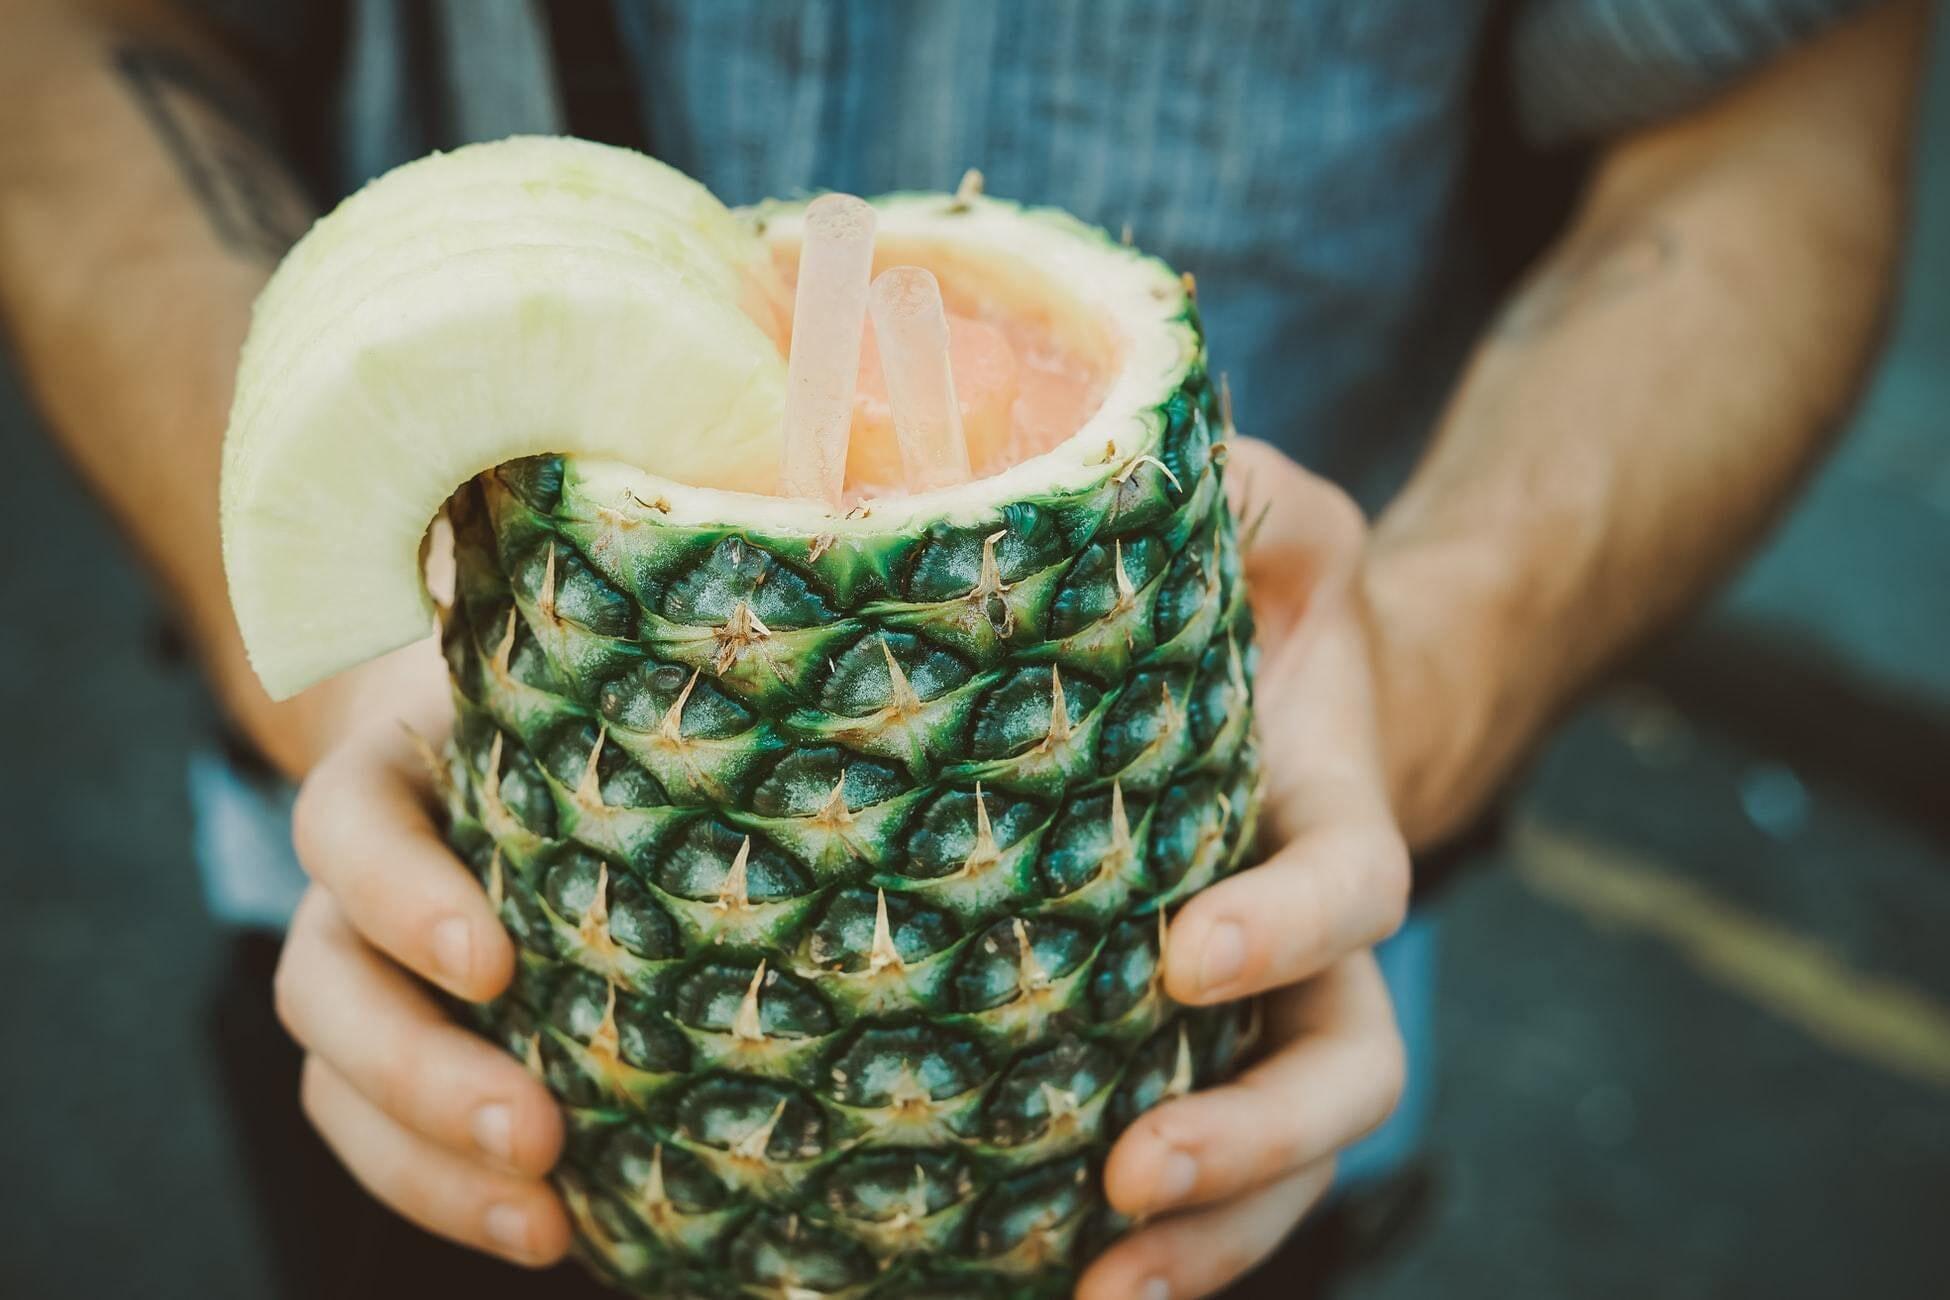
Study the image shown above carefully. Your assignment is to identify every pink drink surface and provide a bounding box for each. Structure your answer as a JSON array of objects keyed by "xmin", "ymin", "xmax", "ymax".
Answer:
[{"xmin": 758, "ymin": 248, "xmax": 1107, "ymax": 502}]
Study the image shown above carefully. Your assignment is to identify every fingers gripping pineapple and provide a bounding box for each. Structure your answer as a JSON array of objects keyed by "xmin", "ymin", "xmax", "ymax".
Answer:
[{"xmin": 225, "ymin": 138, "xmax": 1261, "ymax": 1297}]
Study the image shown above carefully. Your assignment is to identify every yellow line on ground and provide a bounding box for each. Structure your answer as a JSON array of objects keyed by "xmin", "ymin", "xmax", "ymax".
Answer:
[{"xmin": 1511, "ymin": 818, "xmax": 1950, "ymax": 1091}]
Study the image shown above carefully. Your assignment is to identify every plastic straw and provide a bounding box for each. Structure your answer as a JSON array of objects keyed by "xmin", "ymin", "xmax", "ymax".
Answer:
[
  {"xmin": 779, "ymin": 194, "xmax": 876, "ymax": 507},
  {"xmin": 868, "ymin": 266, "xmax": 972, "ymax": 492}
]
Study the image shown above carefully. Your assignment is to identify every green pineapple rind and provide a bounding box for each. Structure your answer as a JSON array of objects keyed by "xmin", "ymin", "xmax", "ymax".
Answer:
[{"xmin": 438, "ymin": 309, "xmax": 1263, "ymax": 1297}]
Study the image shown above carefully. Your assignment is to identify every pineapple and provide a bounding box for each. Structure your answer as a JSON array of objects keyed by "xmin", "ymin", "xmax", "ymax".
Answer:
[{"xmin": 224, "ymin": 138, "xmax": 1261, "ymax": 1298}]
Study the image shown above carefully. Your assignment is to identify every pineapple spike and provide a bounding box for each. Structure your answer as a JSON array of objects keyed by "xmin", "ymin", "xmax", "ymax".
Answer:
[
  {"xmin": 1227, "ymin": 633, "xmax": 1249, "ymax": 700},
  {"xmin": 643, "ymin": 1141, "xmax": 669, "ymax": 1212},
  {"xmin": 483, "ymin": 731, "xmax": 506, "ymax": 805},
  {"xmin": 1111, "ymin": 540, "xmax": 1136, "ymax": 611},
  {"xmin": 714, "ymin": 600, "xmax": 774, "ymax": 674},
  {"xmin": 1043, "ymin": 667, "xmax": 1073, "ymax": 749},
  {"xmin": 966, "ymin": 528, "xmax": 1016, "ymax": 637},
  {"xmin": 1120, "ymin": 221, "xmax": 1135, "ymax": 246},
  {"xmin": 812, "ymin": 774, "xmax": 853, "ymax": 830},
  {"xmin": 1165, "ymin": 1022, "xmax": 1195, "ymax": 1099},
  {"xmin": 538, "ymin": 542, "xmax": 558, "ymax": 621},
  {"xmin": 953, "ymin": 167, "xmax": 985, "ymax": 208},
  {"xmin": 972, "ymin": 529, "xmax": 1011, "ymax": 600},
  {"xmin": 1218, "ymin": 371, "xmax": 1237, "ymax": 439},
  {"xmin": 523, "ymin": 1031, "xmax": 545, "ymax": 1080},
  {"xmin": 868, "ymin": 888, "xmax": 904, "ymax": 974},
  {"xmin": 660, "ymin": 669, "xmax": 702, "ymax": 744},
  {"xmin": 1109, "ymin": 781, "xmax": 1133, "ymax": 860},
  {"xmin": 1011, "ymin": 918, "xmax": 1050, "ymax": 994},
  {"xmin": 491, "ymin": 606, "xmax": 518, "ymax": 676},
  {"xmin": 576, "ymin": 862, "xmax": 612, "ymax": 947},
  {"xmin": 716, "ymin": 837, "xmax": 754, "ymax": 914},
  {"xmin": 733, "ymin": 961, "xmax": 768, "ymax": 1043},
  {"xmin": 1114, "ymin": 451, "xmax": 1183, "ymax": 494},
  {"xmin": 1155, "ymin": 906, "xmax": 1171, "ymax": 985},
  {"xmin": 1157, "ymin": 679, "xmax": 1184, "ymax": 738},
  {"xmin": 878, "ymin": 636, "xmax": 923, "ymax": 717},
  {"xmin": 1181, "ymin": 270, "xmax": 1198, "ymax": 300},
  {"xmin": 1241, "ymin": 997, "xmax": 1267, "ymax": 1054},
  {"xmin": 732, "ymin": 1097, "xmax": 790, "ymax": 1161},
  {"xmin": 575, "ymin": 726, "xmax": 608, "ymax": 806},
  {"xmin": 908, "ymin": 1163, "xmax": 931, "ymax": 1223},
  {"xmin": 961, "ymin": 783, "xmax": 1001, "ymax": 875},
  {"xmin": 398, "ymin": 722, "xmax": 451, "ymax": 798},
  {"xmin": 1039, "ymin": 1082, "xmax": 1081, "ymax": 1127},
  {"xmin": 485, "ymin": 848, "xmax": 505, "ymax": 910},
  {"xmin": 588, "ymin": 980, "xmax": 621, "ymax": 1064}
]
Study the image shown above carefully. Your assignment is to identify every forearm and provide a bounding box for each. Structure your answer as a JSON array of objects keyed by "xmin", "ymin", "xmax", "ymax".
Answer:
[
  {"xmin": 1366, "ymin": 0, "xmax": 1930, "ymax": 849},
  {"xmin": 0, "ymin": 0, "xmax": 342, "ymax": 774}
]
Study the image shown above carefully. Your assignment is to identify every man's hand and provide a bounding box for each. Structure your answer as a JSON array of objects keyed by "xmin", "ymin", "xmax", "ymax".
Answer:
[
  {"xmin": 271, "ymin": 644, "xmax": 574, "ymax": 1268},
  {"xmin": 1082, "ymin": 439, "xmax": 1411, "ymax": 1300}
]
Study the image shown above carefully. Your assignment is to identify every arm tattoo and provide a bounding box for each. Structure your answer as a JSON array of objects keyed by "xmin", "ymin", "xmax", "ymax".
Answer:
[
  {"xmin": 1493, "ymin": 223, "xmax": 1678, "ymax": 342},
  {"xmin": 113, "ymin": 43, "xmax": 311, "ymax": 264}
]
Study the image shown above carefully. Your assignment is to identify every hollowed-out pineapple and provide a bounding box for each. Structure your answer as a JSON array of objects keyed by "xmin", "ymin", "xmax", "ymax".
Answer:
[{"xmin": 224, "ymin": 137, "xmax": 1260, "ymax": 1298}]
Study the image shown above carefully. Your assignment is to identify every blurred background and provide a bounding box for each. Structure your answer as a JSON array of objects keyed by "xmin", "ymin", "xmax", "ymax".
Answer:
[{"xmin": 4, "ymin": 13, "xmax": 1949, "ymax": 1300}]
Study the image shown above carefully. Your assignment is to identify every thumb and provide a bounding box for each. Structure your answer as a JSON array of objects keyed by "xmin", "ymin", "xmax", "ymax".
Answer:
[{"xmin": 1224, "ymin": 435, "xmax": 1368, "ymax": 650}]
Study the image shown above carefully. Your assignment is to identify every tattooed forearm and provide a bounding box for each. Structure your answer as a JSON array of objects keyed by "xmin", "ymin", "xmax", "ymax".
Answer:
[
  {"xmin": 112, "ymin": 43, "xmax": 311, "ymax": 263},
  {"xmin": 1493, "ymin": 222, "xmax": 1679, "ymax": 341}
]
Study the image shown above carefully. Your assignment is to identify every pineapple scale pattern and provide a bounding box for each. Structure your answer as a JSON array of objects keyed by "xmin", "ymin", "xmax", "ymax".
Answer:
[{"xmin": 437, "ymin": 346, "xmax": 1264, "ymax": 1298}]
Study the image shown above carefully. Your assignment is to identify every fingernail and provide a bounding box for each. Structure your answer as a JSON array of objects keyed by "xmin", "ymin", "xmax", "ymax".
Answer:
[
  {"xmin": 485, "ymin": 1203, "xmax": 531, "ymax": 1256},
  {"xmin": 472, "ymin": 1103, "xmax": 514, "ymax": 1164},
  {"xmin": 1197, "ymin": 921, "xmax": 1246, "ymax": 996},
  {"xmin": 1155, "ymin": 1150, "xmax": 1198, "ymax": 1208},
  {"xmin": 432, "ymin": 916, "xmax": 473, "ymax": 988},
  {"xmin": 1141, "ymin": 1278, "xmax": 1171, "ymax": 1300}
]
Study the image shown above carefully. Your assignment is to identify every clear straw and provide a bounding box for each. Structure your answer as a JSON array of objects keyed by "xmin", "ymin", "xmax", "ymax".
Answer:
[
  {"xmin": 778, "ymin": 194, "xmax": 876, "ymax": 507},
  {"xmin": 868, "ymin": 266, "xmax": 972, "ymax": 493}
]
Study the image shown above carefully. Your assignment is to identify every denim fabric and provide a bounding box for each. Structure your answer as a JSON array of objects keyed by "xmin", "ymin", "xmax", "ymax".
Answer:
[
  {"xmin": 189, "ymin": 749, "xmax": 307, "ymax": 933},
  {"xmin": 610, "ymin": 0, "xmax": 1498, "ymax": 480},
  {"xmin": 1514, "ymin": 0, "xmax": 1875, "ymax": 143}
]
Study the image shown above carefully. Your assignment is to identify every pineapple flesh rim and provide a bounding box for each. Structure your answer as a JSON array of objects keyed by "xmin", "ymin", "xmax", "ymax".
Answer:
[{"xmin": 221, "ymin": 141, "xmax": 1196, "ymax": 701}]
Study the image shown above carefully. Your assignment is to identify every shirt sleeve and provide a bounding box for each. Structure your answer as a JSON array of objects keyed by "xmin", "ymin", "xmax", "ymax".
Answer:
[{"xmin": 1511, "ymin": 0, "xmax": 1878, "ymax": 146}]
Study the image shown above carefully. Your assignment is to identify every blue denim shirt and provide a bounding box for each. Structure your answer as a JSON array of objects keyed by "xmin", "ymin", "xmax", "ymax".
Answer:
[{"xmin": 193, "ymin": 0, "xmax": 1866, "ymax": 928}]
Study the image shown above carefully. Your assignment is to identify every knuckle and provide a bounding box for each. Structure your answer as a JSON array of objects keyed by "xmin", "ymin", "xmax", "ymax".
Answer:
[
  {"xmin": 1367, "ymin": 831, "xmax": 1412, "ymax": 940},
  {"xmin": 335, "ymin": 857, "xmax": 397, "ymax": 935},
  {"xmin": 1238, "ymin": 1077, "xmax": 1308, "ymax": 1172},
  {"xmin": 511, "ymin": 1092, "xmax": 565, "ymax": 1171},
  {"xmin": 1323, "ymin": 480, "xmax": 1367, "ymax": 538},
  {"xmin": 372, "ymin": 1038, "xmax": 431, "ymax": 1126},
  {"xmin": 374, "ymin": 1145, "xmax": 440, "ymax": 1221},
  {"xmin": 1372, "ymin": 1030, "xmax": 1409, "ymax": 1120},
  {"xmin": 297, "ymin": 1055, "xmax": 327, "ymax": 1123},
  {"xmin": 271, "ymin": 945, "xmax": 308, "ymax": 1044},
  {"xmin": 289, "ymin": 761, "xmax": 343, "ymax": 873},
  {"xmin": 520, "ymin": 1197, "xmax": 573, "ymax": 1265},
  {"xmin": 1351, "ymin": 1031, "xmax": 1409, "ymax": 1144}
]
